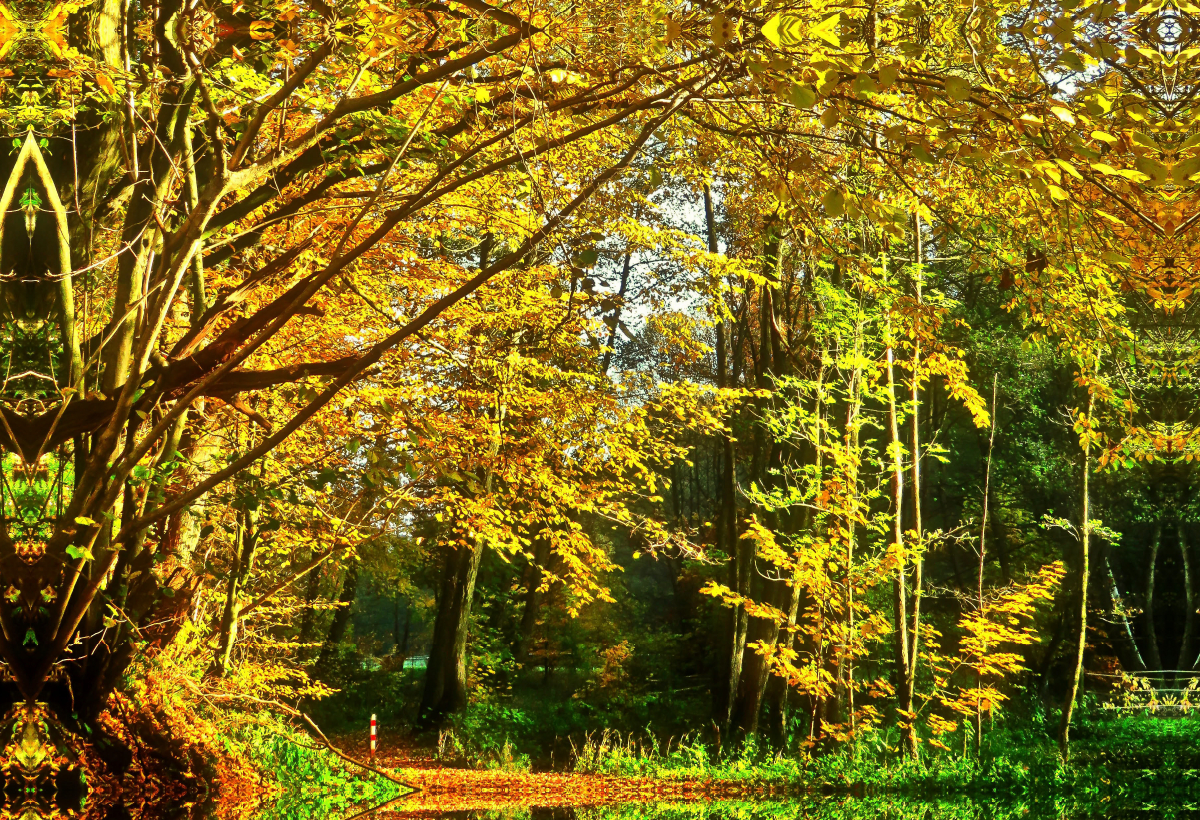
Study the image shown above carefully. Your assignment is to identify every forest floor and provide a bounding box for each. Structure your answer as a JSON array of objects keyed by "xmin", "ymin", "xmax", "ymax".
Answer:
[
  {"xmin": 372, "ymin": 773, "xmax": 788, "ymax": 815},
  {"xmin": 331, "ymin": 734, "xmax": 794, "ymax": 814}
]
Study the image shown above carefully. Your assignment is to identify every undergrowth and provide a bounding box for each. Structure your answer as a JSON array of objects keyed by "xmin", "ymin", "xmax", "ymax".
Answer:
[
  {"xmin": 567, "ymin": 709, "xmax": 1200, "ymax": 797},
  {"xmin": 119, "ymin": 621, "xmax": 403, "ymax": 815}
]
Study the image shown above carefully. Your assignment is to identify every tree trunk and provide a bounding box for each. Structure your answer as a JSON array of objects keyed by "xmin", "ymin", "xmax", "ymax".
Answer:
[
  {"xmin": 297, "ymin": 560, "xmax": 323, "ymax": 659},
  {"xmin": 515, "ymin": 536, "xmax": 552, "ymax": 667},
  {"xmin": 600, "ymin": 253, "xmax": 632, "ymax": 375},
  {"xmin": 1099, "ymin": 546, "xmax": 1146, "ymax": 673},
  {"xmin": 1145, "ymin": 521, "xmax": 1162, "ymax": 680},
  {"xmin": 212, "ymin": 507, "xmax": 259, "ymax": 677},
  {"xmin": 763, "ymin": 359, "xmax": 824, "ymax": 749},
  {"xmin": 1178, "ymin": 524, "xmax": 1195, "ymax": 674},
  {"xmin": 706, "ymin": 185, "xmax": 747, "ymax": 738},
  {"xmin": 834, "ymin": 312, "xmax": 866, "ymax": 738},
  {"xmin": 316, "ymin": 562, "xmax": 360, "ymax": 672},
  {"xmin": 394, "ymin": 598, "xmax": 412, "ymax": 663},
  {"xmin": 886, "ymin": 306, "xmax": 916, "ymax": 757},
  {"xmin": 975, "ymin": 375, "xmax": 999, "ymax": 754},
  {"xmin": 419, "ymin": 537, "xmax": 485, "ymax": 727},
  {"xmin": 728, "ymin": 223, "xmax": 790, "ymax": 740},
  {"xmin": 1058, "ymin": 382, "xmax": 1095, "ymax": 761},
  {"xmin": 731, "ymin": 575, "xmax": 783, "ymax": 737},
  {"xmin": 905, "ymin": 213, "xmax": 924, "ymax": 720},
  {"xmin": 1037, "ymin": 602, "xmax": 1068, "ymax": 705}
]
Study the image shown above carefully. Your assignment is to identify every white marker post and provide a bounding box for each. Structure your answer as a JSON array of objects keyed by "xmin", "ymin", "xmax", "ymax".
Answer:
[{"xmin": 369, "ymin": 714, "xmax": 377, "ymax": 763}]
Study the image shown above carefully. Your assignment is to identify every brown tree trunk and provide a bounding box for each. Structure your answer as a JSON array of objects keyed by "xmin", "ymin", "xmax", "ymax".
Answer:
[
  {"xmin": 1178, "ymin": 524, "xmax": 1195, "ymax": 674},
  {"xmin": 600, "ymin": 253, "xmax": 632, "ymax": 376},
  {"xmin": 706, "ymin": 185, "xmax": 747, "ymax": 738},
  {"xmin": 1099, "ymin": 546, "xmax": 1145, "ymax": 673},
  {"xmin": 212, "ymin": 507, "xmax": 258, "ymax": 677},
  {"xmin": 419, "ymin": 537, "xmax": 485, "ymax": 727},
  {"xmin": 732, "ymin": 575, "xmax": 783, "ymax": 737},
  {"xmin": 974, "ymin": 375, "xmax": 999, "ymax": 754},
  {"xmin": 763, "ymin": 361, "xmax": 824, "ymax": 749},
  {"xmin": 515, "ymin": 536, "xmax": 552, "ymax": 667},
  {"xmin": 394, "ymin": 598, "xmax": 411, "ymax": 661},
  {"xmin": 1037, "ymin": 602, "xmax": 1068, "ymax": 704},
  {"xmin": 1145, "ymin": 521, "xmax": 1163, "ymax": 680},
  {"xmin": 728, "ymin": 223, "xmax": 789, "ymax": 740},
  {"xmin": 316, "ymin": 561, "xmax": 360, "ymax": 672},
  {"xmin": 886, "ymin": 302, "xmax": 916, "ymax": 757},
  {"xmin": 297, "ymin": 560, "xmax": 323, "ymax": 660},
  {"xmin": 905, "ymin": 214, "xmax": 924, "ymax": 721}
]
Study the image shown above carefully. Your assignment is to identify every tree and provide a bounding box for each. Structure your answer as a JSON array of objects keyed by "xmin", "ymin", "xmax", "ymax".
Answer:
[{"xmin": 0, "ymin": 0, "xmax": 732, "ymax": 737}]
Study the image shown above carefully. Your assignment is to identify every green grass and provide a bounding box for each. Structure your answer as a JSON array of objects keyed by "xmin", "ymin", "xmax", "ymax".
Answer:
[
  {"xmin": 234, "ymin": 723, "xmax": 407, "ymax": 820},
  {"xmin": 568, "ymin": 710, "xmax": 1200, "ymax": 803}
]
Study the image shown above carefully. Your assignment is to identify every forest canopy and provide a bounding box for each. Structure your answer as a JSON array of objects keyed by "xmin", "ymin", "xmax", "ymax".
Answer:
[{"xmin": 0, "ymin": 0, "xmax": 1194, "ymax": 776}]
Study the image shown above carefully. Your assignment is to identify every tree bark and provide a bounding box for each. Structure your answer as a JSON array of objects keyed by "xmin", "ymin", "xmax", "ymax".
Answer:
[
  {"xmin": 600, "ymin": 253, "xmax": 632, "ymax": 376},
  {"xmin": 732, "ymin": 572, "xmax": 783, "ymax": 737},
  {"xmin": 974, "ymin": 374, "xmax": 999, "ymax": 754},
  {"xmin": 832, "ymin": 310, "xmax": 866, "ymax": 738},
  {"xmin": 515, "ymin": 536, "xmax": 552, "ymax": 667},
  {"xmin": 297, "ymin": 560, "xmax": 323, "ymax": 659},
  {"xmin": 393, "ymin": 597, "xmax": 412, "ymax": 662},
  {"xmin": 905, "ymin": 213, "xmax": 924, "ymax": 718},
  {"xmin": 316, "ymin": 561, "xmax": 360, "ymax": 672},
  {"xmin": 1099, "ymin": 546, "xmax": 1146, "ymax": 673},
  {"xmin": 1145, "ymin": 521, "xmax": 1162, "ymax": 680},
  {"xmin": 763, "ymin": 360, "xmax": 824, "ymax": 749},
  {"xmin": 728, "ymin": 223, "xmax": 789, "ymax": 740},
  {"xmin": 1178, "ymin": 524, "xmax": 1195, "ymax": 675},
  {"xmin": 419, "ymin": 537, "xmax": 484, "ymax": 726},
  {"xmin": 212, "ymin": 507, "xmax": 259, "ymax": 677},
  {"xmin": 706, "ymin": 185, "xmax": 746, "ymax": 738},
  {"xmin": 1058, "ymin": 382, "xmax": 1095, "ymax": 761},
  {"xmin": 886, "ymin": 303, "xmax": 916, "ymax": 757}
]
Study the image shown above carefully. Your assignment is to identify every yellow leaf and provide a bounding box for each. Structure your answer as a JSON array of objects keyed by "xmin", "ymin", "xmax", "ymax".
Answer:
[
  {"xmin": 808, "ymin": 13, "xmax": 842, "ymax": 48},
  {"xmin": 1050, "ymin": 105, "xmax": 1076, "ymax": 125},
  {"xmin": 761, "ymin": 13, "xmax": 783, "ymax": 45},
  {"xmin": 1053, "ymin": 158, "xmax": 1083, "ymax": 180}
]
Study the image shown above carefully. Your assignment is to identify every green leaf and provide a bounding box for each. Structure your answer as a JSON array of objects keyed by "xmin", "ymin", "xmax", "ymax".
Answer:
[
  {"xmin": 944, "ymin": 76, "xmax": 971, "ymax": 102},
  {"xmin": 911, "ymin": 144, "xmax": 937, "ymax": 164},
  {"xmin": 66, "ymin": 545, "xmax": 95, "ymax": 561},
  {"xmin": 853, "ymin": 73, "xmax": 877, "ymax": 97},
  {"xmin": 572, "ymin": 249, "xmax": 600, "ymax": 268},
  {"xmin": 822, "ymin": 188, "xmax": 845, "ymax": 217},
  {"xmin": 790, "ymin": 83, "xmax": 817, "ymax": 109}
]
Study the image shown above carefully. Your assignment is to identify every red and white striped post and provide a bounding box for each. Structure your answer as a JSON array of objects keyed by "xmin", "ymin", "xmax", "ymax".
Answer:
[{"xmin": 369, "ymin": 714, "xmax": 377, "ymax": 763}]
